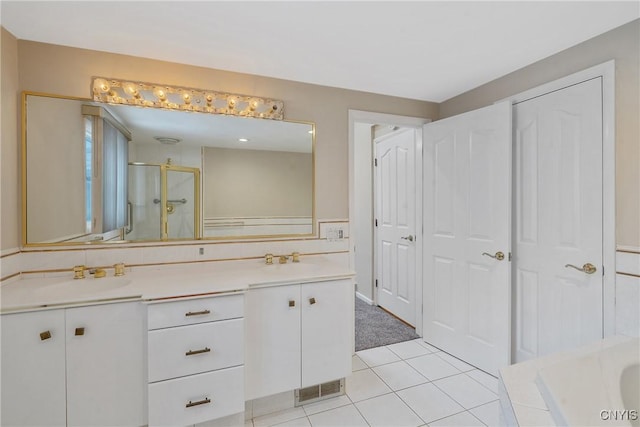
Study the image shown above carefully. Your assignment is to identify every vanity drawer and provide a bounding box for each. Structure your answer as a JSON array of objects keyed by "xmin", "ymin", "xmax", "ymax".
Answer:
[
  {"xmin": 147, "ymin": 294, "xmax": 243, "ymax": 330},
  {"xmin": 148, "ymin": 318, "xmax": 243, "ymax": 382},
  {"xmin": 148, "ymin": 366, "xmax": 244, "ymax": 427}
]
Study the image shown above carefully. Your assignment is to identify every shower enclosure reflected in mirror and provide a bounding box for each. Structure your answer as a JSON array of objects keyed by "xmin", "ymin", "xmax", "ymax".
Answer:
[{"xmin": 22, "ymin": 92, "xmax": 315, "ymax": 246}]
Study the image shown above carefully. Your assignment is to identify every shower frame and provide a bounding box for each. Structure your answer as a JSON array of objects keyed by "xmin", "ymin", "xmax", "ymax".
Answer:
[{"xmin": 128, "ymin": 162, "xmax": 201, "ymax": 241}]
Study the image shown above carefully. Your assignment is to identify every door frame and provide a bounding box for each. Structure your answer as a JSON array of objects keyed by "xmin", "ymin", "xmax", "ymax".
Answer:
[
  {"xmin": 348, "ymin": 110, "xmax": 430, "ymax": 335},
  {"xmin": 499, "ymin": 60, "xmax": 616, "ymax": 337}
]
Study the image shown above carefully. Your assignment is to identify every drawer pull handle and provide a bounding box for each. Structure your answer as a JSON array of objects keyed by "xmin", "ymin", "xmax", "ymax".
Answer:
[
  {"xmin": 185, "ymin": 310, "xmax": 211, "ymax": 317},
  {"xmin": 186, "ymin": 397, "xmax": 211, "ymax": 408},
  {"xmin": 186, "ymin": 347, "xmax": 211, "ymax": 356},
  {"xmin": 40, "ymin": 331, "xmax": 52, "ymax": 340},
  {"xmin": 309, "ymin": 297, "xmax": 316, "ymax": 305},
  {"xmin": 75, "ymin": 327, "xmax": 85, "ymax": 336},
  {"xmin": 289, "ymin": 300, "xmax": 296, "ymax": 307}
]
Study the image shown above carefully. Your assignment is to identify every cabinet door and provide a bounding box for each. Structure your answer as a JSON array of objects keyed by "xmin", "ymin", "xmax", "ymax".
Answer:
[
  {"xmin": 66, "ymin": 302, "xmax": 146, "ymax": 427},
  {"xmin": 245, "ymin": 284, "xmax": 301, "ymax": 400},
  {"xmin": 1, "ymin": 309, "xmax": 66, "ymax": 427},
  {"xmin": 301, "ymin": 280, "xmax": 353, "ymax": 387}
]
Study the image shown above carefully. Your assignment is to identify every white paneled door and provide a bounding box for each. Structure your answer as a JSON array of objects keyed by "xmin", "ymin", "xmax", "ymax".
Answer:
[
  {"xmin": 513, "ymin": 78, "xmax": 603, "ymax": 362},
  {"xmin": 423, "ymin": 101, "xmax": 512, "ymax": 376},
  {"xmin": 375, "ymin": 128, "xmax": 417, "ymax": 326}
]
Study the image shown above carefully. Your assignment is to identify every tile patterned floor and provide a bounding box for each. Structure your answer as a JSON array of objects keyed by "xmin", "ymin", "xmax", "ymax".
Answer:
[{"xmin": 249, "ymin": 339, "xmax": 501, "ymax": 427}]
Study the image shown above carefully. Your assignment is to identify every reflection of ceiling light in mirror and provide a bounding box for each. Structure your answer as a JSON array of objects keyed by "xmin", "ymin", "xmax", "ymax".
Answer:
[
  {"xmin": 238, "ymin": 138, "xmax": 249, "ymax": 142},
  {"xmin": 154, "ymin": 136, "xmax": 181, "ymax": 145},
  {"xmin": 308, "ymin": 130, "xmax": 313, "ymax": 134}
]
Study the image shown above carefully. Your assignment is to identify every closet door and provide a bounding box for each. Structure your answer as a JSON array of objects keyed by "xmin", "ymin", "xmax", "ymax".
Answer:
[
  {"xmin": 423, "ymin": 101, "xmax": 512, "ymax": 376},
  {"xmin": 513, "ymin": 77, "xmax": 603, "ymax": 362}
]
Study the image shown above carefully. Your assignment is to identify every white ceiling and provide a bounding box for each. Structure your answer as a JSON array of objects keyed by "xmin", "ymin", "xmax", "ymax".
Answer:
[{"xmin": 2, "ymin": 1, "xmax": 638, "ymax": 102}]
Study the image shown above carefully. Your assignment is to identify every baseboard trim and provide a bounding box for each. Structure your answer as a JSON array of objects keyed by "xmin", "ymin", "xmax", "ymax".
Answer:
[{"xmin": 355, "ymin": 291, "xmax": 373, "ymax": 305}]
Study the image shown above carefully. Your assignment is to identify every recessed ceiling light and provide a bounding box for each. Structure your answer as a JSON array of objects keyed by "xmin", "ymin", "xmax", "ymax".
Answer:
[
  {"xmin": 154, "ymin": 136, "xmax": 181, "ymax": 145},
  {"xmin": 238, "ymin": 138, "xmax": 249, "ymax": 142}
]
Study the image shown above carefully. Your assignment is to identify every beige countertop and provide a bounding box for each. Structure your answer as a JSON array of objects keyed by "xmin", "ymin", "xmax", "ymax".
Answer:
[{"xmin": 1, "ymin": 256, "xmax": 354, "ymax": 314}]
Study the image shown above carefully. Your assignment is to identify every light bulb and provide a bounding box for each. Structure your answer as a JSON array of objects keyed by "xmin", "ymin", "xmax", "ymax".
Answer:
[
  {"xmin": 123, "ymin": 82, "xmax": 140, "ymax": 98},
  {"xmin": 182, "ymin": 92, "xmax": 191, "ymax": 104},
  {"xmin": 94, "ymin": 78, "xmax": 111, "ymax": 94},
  {"xmin": 153, "ymin": 87, "xmax": 167, "ymax": 102}
]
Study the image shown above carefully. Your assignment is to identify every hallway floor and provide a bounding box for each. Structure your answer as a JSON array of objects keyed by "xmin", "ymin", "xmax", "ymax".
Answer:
[{"xmin": 249, "ymin": 339, "xmax": 501, "ymax": 426}]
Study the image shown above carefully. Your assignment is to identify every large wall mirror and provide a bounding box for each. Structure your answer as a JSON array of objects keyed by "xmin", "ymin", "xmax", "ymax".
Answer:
[{"xmin": 22, "ymin": 92, "xmax": 315, "ymax": 246}]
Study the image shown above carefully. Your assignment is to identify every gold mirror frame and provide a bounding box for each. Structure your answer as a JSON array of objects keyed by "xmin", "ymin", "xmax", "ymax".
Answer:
[{"xmin": 21, "ymin": 91, "xmax": 316, "ymax": 247}]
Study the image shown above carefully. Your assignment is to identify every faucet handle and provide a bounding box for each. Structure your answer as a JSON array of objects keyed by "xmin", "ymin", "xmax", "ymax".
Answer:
[
  {"xmin": 291, "ymin": 252, "xmax": 300, "ymax": 263},
  {"xmin": 265, "ymin": 253, "xmax": 274, "ymax": 265},
  {"xmin": 73, "ymin": 265, "xmax": 85, "ymax": 280},
  {"xmin": 114, "ymin": 263, "xmax": 126, "ymax": 276}
]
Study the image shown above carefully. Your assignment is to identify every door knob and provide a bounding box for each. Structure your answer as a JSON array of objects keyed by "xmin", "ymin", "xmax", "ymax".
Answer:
[
  {"xmin": 401, "ymin": 235, "xmax": 414, "ymax": 242},
  {"xmin": 565, "ymin": 263, "xmax": 597, "ymax": 275},
  {"xmin": 482, "ymin": 251, "xmax": 505, "ymax": 261}
]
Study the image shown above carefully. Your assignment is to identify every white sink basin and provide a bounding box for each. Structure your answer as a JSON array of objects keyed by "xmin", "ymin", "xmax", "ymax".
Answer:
[{"xmin": 35, "ymin": 277, "xmax": 132, "ymax": 298}]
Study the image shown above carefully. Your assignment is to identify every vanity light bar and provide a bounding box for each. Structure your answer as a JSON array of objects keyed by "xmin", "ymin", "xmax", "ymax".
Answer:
[{"xmin": 91, "ymin": 77, "xmax": 284, "ymax": 120}]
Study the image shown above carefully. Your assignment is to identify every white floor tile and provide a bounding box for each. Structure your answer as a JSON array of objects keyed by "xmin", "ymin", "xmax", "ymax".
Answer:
[
  {"xmin": 396, "ymin": 383, "xmax": 464, "ymax": 424},
  {"xmin": 273, "ymin": 417, "xmax": 311, "ymax": 427},
  {"xmin": 346, "ymin": 369, "xmax": 392, "ymax": 402},
  {"xmin": 405, "ymin": 354, "xmax": 460, "ymax": 381},
  {"xmin": 387, "ymin": 340, "xmax": 432, "ymax": 359},
  {"xmin": 433, "ymin": 374, "xmax": 497, "ymax": 409},
  {"xmin": 413, "ymin": 339, "xmax": 439, "ymax": 352},
  {"xmin": 303, "ymin": 394, "xmax": 351, "ymax": 416},
  {"xmin": 356, "ymin": 346, "xmax": 401, "ymax": 367},
  {"xmin": 466, "ymin": 369, "xmax": 499, "ymax": 394},
  {"xmin": 373, "ymin": 361, "xmax": 428, "ymax": 391},
  {"xmin": 352, "ymin": 354, "xmax": 369, "ymax": 371},
  {"xmin": 356, "ymin": 393, "xmax": 423, "ymax": 427},
  {"xmin": 436, "ymin": 352, "xmax": 476, "ymax": 372},
  {"xmin": 253, "ymin": 407, "xmax": 307, "ymax": 427},
  {"xmin": 428, "ymin": 411, "xmax": 485, "ymax": 427},
  {"xmin": 469, "ymin": 400, "xmax": 500, "ymax": 426},
  {"xmin": 308, "ymin": 404, "xmax": 368, "ymax": 427}
]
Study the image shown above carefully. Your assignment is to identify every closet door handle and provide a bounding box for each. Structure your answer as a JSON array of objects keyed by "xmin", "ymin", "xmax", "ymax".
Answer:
[
  {"xmin": 401, "ymin": 235, "xmax": 414, "ymax": 242},
  {"xmin": 482, "ymin": 251, "xmax": 505, "ymax": 261},
  {"xmin": 565, "ymin": 263, "xmax": 597, "ymax": 275}
]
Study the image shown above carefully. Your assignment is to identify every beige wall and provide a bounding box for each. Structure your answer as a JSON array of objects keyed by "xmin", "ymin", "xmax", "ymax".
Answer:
[
  {"xmin": 203, "ymin": 147, "xmax": 312, "ymax": 218},
  {"xmin": 1, "ymin": 28, "xmax": 20, "ymax": 251},
  {"xmin": 6, "ymin": 39, "xmax": 437, "ymax": 246},
  {"xmin": 440, "ymin": 19, "xmax": 640, "ymax": 247}
]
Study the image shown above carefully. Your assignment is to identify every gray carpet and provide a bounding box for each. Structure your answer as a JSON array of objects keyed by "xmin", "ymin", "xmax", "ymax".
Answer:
[{"xmin": 355, "ymin": 297, "xmax": 420, "ymax": 351}]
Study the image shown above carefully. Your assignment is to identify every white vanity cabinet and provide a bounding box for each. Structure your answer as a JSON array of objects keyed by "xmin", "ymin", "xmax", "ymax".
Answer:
[
  {"xmin": 1, "ymin": 302, "xmax": 146, "ymax": 427},
  {"xmin": 245, "ymin": 279, "xmax": 353, "ymax": 400},
  {"xmin": 146, "ymin": 294, "xmax": 245, "ymax": 427},
  {"xmin": 1, "ymin": 309, "xmax": 67, "ymax": 427}
]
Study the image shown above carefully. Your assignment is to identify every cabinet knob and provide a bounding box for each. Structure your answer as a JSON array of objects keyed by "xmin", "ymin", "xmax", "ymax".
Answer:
[
  {"xmin": 75, "ymin": 327, "xmax": 85, "ymax": 336},
  {"xmin": 309, "ymin": 297, "xmax": 316, "ymax": 305},
  {"xmin": 288, "ymin": 300, "xmax": 296, "ymax": 307},
  {"xmin": 40, "ymin": 330, "xmax": 52, "ymax": 340}
]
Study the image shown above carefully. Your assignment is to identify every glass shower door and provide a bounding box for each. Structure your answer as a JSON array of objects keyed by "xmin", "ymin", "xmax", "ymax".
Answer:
[
  {"xmin": 127, "ymin": 164, "xmax": 162, "ymax": 241},
  {"xmin": 165, "ymin": 167, "xmax": 200, "ymax": 240}
]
